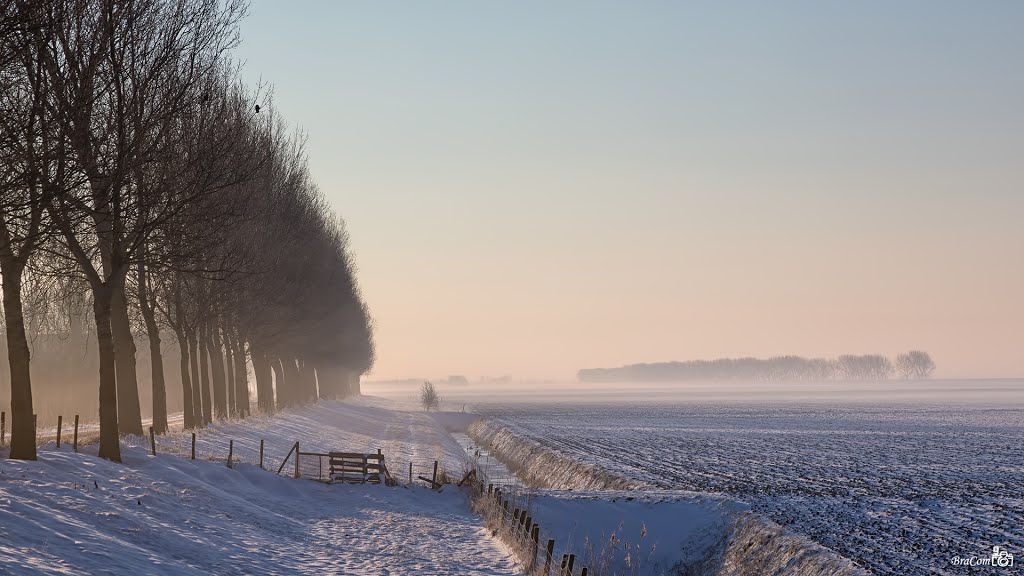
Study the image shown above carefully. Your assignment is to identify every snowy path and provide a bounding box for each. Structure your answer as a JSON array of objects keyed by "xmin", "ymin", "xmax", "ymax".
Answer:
[{"xmin": 0, "ymin": 398, "xmax": 519, "ymax": 575}]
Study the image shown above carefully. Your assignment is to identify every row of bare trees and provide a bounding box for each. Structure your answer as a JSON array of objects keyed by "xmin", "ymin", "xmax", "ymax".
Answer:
[
  {"xmin": 578, "ymin": 351, "xmax": 936, "ymax": 382},
  {"xmin": 1, "ymin": 0, "xmax": 374, "ymax": 462}
]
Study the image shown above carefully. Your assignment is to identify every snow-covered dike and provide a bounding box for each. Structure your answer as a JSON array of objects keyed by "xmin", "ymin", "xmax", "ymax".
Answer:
[
  {"xmin": 469, "ymin": 419, "xmax": 867, "ymax": 576},
  {"xmin": 0, "ymin": 399, "xmax": 518, "ymax": 575}
]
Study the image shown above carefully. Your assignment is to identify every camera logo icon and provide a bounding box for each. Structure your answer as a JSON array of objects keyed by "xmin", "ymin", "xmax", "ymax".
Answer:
[{"xmin": 992, "ymin": 546, "xmax": 1014, "ymax": 567}]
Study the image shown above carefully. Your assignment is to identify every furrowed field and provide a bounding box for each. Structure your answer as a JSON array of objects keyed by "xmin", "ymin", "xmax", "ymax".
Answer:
[{"xmin": 479, "ymin": 398, "xmax": 1024, "ymax": 576}]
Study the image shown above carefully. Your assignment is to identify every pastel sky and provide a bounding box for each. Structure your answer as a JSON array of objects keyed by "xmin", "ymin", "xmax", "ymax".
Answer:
[{"xmin": 236, "ymin": 2, "xmax": 1023, "ymax": 380}]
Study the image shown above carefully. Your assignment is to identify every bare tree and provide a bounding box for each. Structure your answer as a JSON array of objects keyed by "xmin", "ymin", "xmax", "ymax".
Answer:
[
  {"xmin": 420, "ymin": 381, "xmax": 440, "ymax": 411},
  {"xmin": 895, "ymin": 350, "xmax": 935, "ymax": 380},
  {"xmin": 0, "ymin": 0, "xmax": 52, "ymax": 460},
  {"xmin": 40, "ymin": 0, "xmax": 245, "ymax": 460}
]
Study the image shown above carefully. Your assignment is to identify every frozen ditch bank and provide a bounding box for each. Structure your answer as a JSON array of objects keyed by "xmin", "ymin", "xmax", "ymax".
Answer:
[
  {"xmin": 0, "ymin": 398, "xmax": 518, "ymax": 575},
  {"xmin": 467, "ymin": 418, "xmax": 868, "ymax": 576}
]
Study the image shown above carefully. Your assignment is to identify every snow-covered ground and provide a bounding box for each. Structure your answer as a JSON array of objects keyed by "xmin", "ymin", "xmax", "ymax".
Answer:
[
  {"xmin": 514, "ymin": 491, "xmax": 743, "ymax": 574},
  {"xmin": 0, "ymin": 398, "xmax": 518, "ymax": 575},
  {"xmin": 468, "ymin": 419, "xmax": 867, "ymax": 576},
  {"xmin": 473, "ymin": 402, "xmax": 1024, "ymax": 576}
]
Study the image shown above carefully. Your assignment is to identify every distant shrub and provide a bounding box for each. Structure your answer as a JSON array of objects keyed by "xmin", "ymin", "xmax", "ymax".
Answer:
[{"xmin": 420, "ymin": 381, "xmax": 440, "ymax": 411}]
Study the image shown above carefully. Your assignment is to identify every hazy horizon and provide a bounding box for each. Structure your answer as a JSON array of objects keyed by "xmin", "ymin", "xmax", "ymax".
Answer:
[
  {"xmin": 237, "ymin": 2, "xmax": 1023, "ymax": 381},
  {"xmin": 363, "ymin": 377, "xmax": 1024, "ymax": 408}
]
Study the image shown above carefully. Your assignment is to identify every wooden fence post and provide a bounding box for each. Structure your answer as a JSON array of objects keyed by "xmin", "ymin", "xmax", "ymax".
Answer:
[
  {"xmin": 581, "ymin": 568, "xmax": 588, "ymax": 576},
  {"xmin": 227, "ymin": 440, "xmax": 234, "ymax": 468},
  {"xmin": 543, "ymin": 539, "xmax": 555, "ymax": 575},
  {"xmin": 531, "ymin": 525, "xmax": 540, "ymax": 571},
  {"xmin": 294, "ymin": 441, "xmax": 300, "ymax": 478},
  {"xmin": 560, "ymin": 554, "xmax": 568, "ymax": 576},
  {"xmin": 524, "ymin": 516, "xmax": 532, "ymax": 542},
  {"xmin": 73, "ymin": 415, "xmax": 79, "ymax": 452},
  {"xmin": 431, "ymin": 460, "xmax": 439, "ymax": 488},
  {"xmin": 259, "ymin": 439, "xmax": 264, "ymax": 469},
  {"xmin": 567, "ymin": 554, "xmax": 575, "ymax": 575},
  {"xmin": 409, "ymin": 461, "xmax": 413, "ymax": 484},
  {"xmin": 513, "ymin": 508, "xmax": 520, "ymax": 532},
  {"xmin": 488, "ymin": 483, "xmax": 493, "ymax": 495},
  {"xmin": 191, "ymin": 433, "xmax": 196, "ymax": 460},
  {"xmin": 149, "ymin": 427, "xmax": 156, "ymax": 455},
  {"xmin": 56, "ymin": 415, "xmax": 63, "ymax": 448}
]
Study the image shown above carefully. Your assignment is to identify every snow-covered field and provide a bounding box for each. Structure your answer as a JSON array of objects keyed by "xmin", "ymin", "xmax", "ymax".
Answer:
[
  {"xmin": 476, "ymin": 402, "xmax": 1024, "ymax": 576},
  {"xmin": 7, "ymin": 382, "xmax": 1020, "ymax": 575},
  {"xmin": 0, "ymin": 398, "xmax": 518, "ymax": 575},
  {"xmin": 468, "ymin": 420, "xmax": 867, "ymax": 576}
]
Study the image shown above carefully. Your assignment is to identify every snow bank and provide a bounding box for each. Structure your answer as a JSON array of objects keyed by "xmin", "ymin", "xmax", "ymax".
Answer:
[
  {"xmin": 0, "ymin": 398, "xmax": 518, "ymax": 575},
  {"xmin": 719, "ymin": 513, "xmax": 866, "ymax": 576},
  {"xmin": 469, "ymin": 418, "xmax": 868, "ymax": 576},
  {"xmin": 467, "ymin": 419, "xmax": 640, "ymax": 491}
]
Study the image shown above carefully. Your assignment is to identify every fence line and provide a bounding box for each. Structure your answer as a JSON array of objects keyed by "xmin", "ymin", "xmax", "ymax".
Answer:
[
  {"xmin": 0, "ymin": 416, "xmax": 463, "ymax": 494},
  {"xmin": 2, "ymin": 409, "xmax": 598, "ymax": 569},
  {"xmin": 466, "ymin": 449, "xmax": 597, "ymax": 576},
  {"xmin": 0, "ymin": 412, "xmax": 88, "ymax": 453}
]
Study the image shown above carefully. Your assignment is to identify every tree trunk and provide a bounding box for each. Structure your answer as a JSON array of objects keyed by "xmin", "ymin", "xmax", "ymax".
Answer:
[
  {"xmin": 1, "ymin": 263, "xmax": 35, "ymax": 460},
  {"xmin": 198, "ymin": 327, "xmax": 213, "ymax": 424},
  {"xmin": 111, "ymin": 281, "xmax": 143, "ymax": 436},
  {"xmin": 295, "ymin": 358, "xmax": 308, "ymax": 403},
  {"xmin": 186, "ymin": 330, "xmax": 204, "ymax": 426},
  {"xmin": 308, "ymin": 362, "xmax": 319, "ymax": 402},
  {"xmin": 137, "ymin": 263, "xmax": 167, "ymax": 434},
  {"xmin": 145, "ymin": 323, "xmax": 167, "ymax": 433},
  {"xmin": 271, "ymin": 358, "xmax": 287, "ymax": 408},
  {"xmin": 317, "ymin": 364, "xmax": 332, "ymax": 401},
  {"xmin": 232, "ymin": 332, "xmax": 250, "ymax": 417},
  {"xmin": 224, "ymin": 336, "xmax": 236, "ymax": 417},
  {"xmin": 175, "ymin": 328, "xmax": 195, "ymax": 430},
  {"xmin": 92, "ymin": 283, "xmax": 122, "ymax": 462},
  {"xmin": 282, "ymin": 357, "xmax": 301, "ymax": 406},
  {"xmin": 336, "ymin": 367, "xmax": 350, "ymax": 399},
  {"xmin": 300, "ymin": 360, "xmax": 317, "ymax": 403},
  {"xmin": 249, "ymin": 342, "xmax": 274, "ymax": 414},
  {"xmin": 207, "ymin": 322, "xmax": 227, "ymax": 419}
]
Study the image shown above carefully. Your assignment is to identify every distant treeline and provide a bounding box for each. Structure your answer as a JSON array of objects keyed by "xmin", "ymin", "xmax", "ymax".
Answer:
[{"xmin": 578, "ymin": 351, "xmax": 935, "ymax": 382}]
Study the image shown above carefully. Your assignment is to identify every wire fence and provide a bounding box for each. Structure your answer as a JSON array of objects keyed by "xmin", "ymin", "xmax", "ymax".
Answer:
[
  {"xmin": 457, "ymin": 435, "xmax": 602, "ymax": 576},
  {"xmin": 4, "ymin": 409, "xmax": 608, "ymax": 575}
]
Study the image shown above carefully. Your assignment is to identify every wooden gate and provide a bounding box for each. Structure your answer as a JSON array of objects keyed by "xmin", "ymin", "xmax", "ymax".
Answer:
[{"xmin": 329, "ymin": 452, "xmax": 386, "ymax": 484}]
